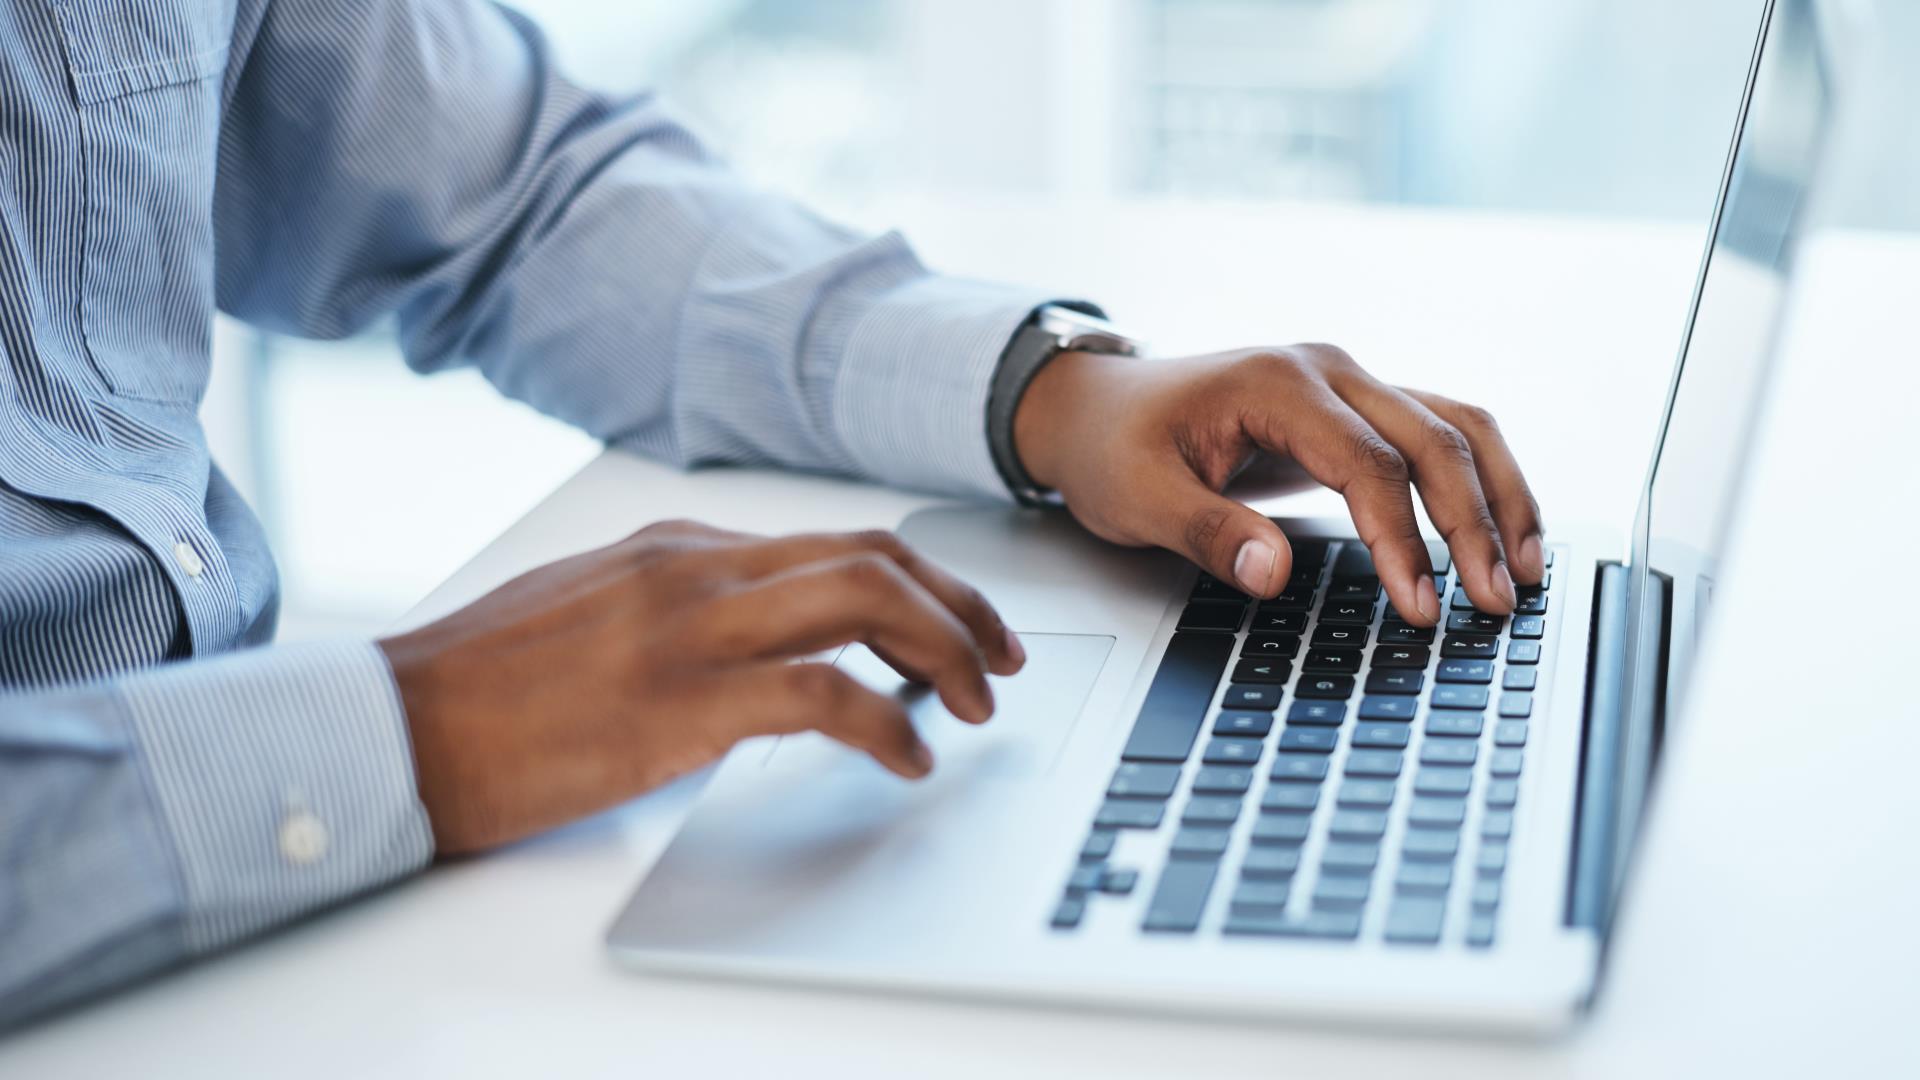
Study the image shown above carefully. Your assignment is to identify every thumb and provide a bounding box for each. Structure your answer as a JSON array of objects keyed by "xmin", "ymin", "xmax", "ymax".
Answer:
[{"xmin": 1157, "ymin": 482, "xmax": 1293, "ymax": 598}]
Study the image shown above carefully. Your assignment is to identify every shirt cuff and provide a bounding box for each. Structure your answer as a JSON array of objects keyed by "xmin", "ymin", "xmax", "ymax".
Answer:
[
  {"xmin": 119, "ymin": 640, "xmax": 434, "ymax": 952},
  {"xmin": 832, "ymin": 274, "xmax": 1075, "ymax": 501}
]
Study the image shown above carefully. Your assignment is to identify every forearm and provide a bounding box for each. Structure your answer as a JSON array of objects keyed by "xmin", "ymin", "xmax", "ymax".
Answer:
[
  {"xmin": 0, "ymin": 642, "xmax": 431, "ymax": 1029},
  {"xmin": 215, "ymin": 0, "xmax": 1063, "ymax": 499}
]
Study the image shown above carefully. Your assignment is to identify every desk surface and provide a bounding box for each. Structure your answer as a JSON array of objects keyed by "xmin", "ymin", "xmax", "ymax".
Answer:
[{"xmin": 7, "ymin": 211, "xmax": 1917, "ymax": 1079}]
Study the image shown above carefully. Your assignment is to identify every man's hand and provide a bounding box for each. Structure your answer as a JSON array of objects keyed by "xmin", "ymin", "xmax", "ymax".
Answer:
[
  {"xmin": 1012, "ymin": 344, "xmax": 1544, "ymax": 624},
  {"xmin": 378, "ymin": 521, "xmax": 1024, "ymax": 853}
]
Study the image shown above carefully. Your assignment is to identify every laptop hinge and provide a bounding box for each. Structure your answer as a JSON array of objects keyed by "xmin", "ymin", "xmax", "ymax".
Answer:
[{"xmin": 1565, "ymin": 562, "xmax": 1630, "ymax": 931}]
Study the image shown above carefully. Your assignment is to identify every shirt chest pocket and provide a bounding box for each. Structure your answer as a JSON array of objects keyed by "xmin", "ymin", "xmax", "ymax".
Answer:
[{"xmin": 53, "ymin": 0, "xmax": 234, "ymax": 405}]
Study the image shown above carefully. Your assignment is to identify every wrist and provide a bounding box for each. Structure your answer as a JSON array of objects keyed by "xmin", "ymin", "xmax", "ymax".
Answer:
[{"xmin": 1012, "ymin": 349, "xmax": 1118, "ymax": 492}]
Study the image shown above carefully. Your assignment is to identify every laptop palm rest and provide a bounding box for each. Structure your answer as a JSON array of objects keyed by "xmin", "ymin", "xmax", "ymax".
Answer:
[{"xmin": 765, "ymin": 633, "xmax": 1115, "ymax": 780}]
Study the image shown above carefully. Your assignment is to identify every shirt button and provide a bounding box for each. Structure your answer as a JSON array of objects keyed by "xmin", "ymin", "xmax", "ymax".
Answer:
[
  {"xmin": 173, "ymin": 540, "xmax": 205, "ymax": 579},
  {"xmin": 279, "ymin": 812, "xmax": 330, "ymax": 865}
]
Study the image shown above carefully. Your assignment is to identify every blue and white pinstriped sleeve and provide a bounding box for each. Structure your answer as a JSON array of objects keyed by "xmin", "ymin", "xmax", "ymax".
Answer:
[
  {"xmin": 213, "ymin": 0, "xmax": 1072, "ymax": 504},
  {"xmin": 0, "ymin": 642, "xmax": 430, "ymax": 1027}
]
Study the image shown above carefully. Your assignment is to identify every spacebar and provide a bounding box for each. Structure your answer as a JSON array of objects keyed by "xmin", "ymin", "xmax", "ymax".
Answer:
[{"xmin": 1120, "ymin": 631, "xmax": 1234, "ymax": 763}]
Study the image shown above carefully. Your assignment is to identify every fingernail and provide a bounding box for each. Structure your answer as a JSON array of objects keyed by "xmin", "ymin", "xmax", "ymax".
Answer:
[
  {"xmin": 976, "ymin": 677, "xmax": 996, "ymax": 722},
  {"xmin": 1003, "ymin": 626, "xmax": 1027, "ymax": 669},
  {"xmin": 1519, "ymin": 534, "xmax": 1545, "ymax": 581},
  {"xmin": 1234, "ymin": 539, "xmax": 1277, "ymax": 595},
  {"xmin": 908, "ymin": 740, "xmax": 935, "ymax": 776},
  {"xmin": 1493, "ymin": 562, "xmax": 1518, "ymax": 610},
  {"xmin": 1416, "ymin": 575, "xmax": 1440, "ymax": 624}
]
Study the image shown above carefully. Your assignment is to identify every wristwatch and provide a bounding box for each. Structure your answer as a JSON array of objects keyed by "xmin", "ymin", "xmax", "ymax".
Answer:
[{"xmin": 987, "ymin": 303, "xmax": 1148, "ymax": 506}]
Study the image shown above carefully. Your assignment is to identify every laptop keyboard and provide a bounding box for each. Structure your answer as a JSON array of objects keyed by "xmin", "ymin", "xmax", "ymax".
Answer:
[{"xmin": 1050, "ymin": 537, "xmax": 1557, "ymax": 947}]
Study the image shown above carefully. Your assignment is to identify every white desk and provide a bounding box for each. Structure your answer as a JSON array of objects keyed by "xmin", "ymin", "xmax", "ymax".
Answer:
[{"xmin": 7, "ymin": 212, "xmax": 1917, "ymax": 1078}]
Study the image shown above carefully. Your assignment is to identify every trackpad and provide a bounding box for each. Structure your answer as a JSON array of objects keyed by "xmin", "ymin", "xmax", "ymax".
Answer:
[{"xmin": 766, "ymin": 633, "xmax": 1113, "ymax": 779}]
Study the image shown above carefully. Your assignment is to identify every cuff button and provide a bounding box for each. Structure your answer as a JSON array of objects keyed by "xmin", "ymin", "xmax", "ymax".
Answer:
[{"xmin": 279, "ymin": 812, "xmax": 330, "ymax": 865}]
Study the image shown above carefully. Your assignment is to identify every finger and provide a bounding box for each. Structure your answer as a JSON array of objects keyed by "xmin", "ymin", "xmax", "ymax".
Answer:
[
  {"xmin": 1403, "ymin": 388, "xmax": 1547, "ymax": 585},
  {"xmin": 1145, "ymin": 474, "xmax": 1294, "ymax": 598},
  {"xmin": 706, "ymin": 662, "xmax": 933, "ymax": 779},
  {"xmin": 1328, "ymin": 376, "xmax": 1516, "ymax": 615},
  {"xmin": 685, "ymin": 531, "xmax": 1024, "ymax": 675},
  {"xmin": 1244, "ymin": 376, "xmax": 1439, "ymax": 625},
  {"xmin": 684, "ymin": 553, "xmax": 996, "ymax": 723}
]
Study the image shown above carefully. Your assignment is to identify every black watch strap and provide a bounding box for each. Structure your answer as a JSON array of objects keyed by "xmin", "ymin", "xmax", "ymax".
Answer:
[{"xmin": 986, "ymin": 302, "xmax": 1140, "ymax": 506}]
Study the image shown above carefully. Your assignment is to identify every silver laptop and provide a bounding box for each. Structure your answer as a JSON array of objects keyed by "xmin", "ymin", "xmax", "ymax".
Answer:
[{"xmin": 608, "ymin": 0, "xmax": 1833, "ymax": 1034}]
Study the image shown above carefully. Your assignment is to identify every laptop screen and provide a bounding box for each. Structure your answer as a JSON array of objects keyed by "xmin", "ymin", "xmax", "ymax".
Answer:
[{"xmin": 1611, "ymin": 0, "xmax": 1832, "ymax": 917}]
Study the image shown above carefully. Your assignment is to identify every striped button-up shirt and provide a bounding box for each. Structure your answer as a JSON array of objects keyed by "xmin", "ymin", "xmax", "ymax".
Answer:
[{"xmin": 0, "ymin": 0, "xmax": 1055, "ymax": 1028}]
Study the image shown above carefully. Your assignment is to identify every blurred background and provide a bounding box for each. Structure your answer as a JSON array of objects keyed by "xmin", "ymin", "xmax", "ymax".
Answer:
[{"xmin": 209, "ymin": 0, "xmax": 1915, "ymax": 640}]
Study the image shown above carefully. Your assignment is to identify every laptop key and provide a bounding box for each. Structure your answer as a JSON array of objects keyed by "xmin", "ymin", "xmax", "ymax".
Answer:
[
  {"xmin": 1081, "ymin": 830, "xmax": 1117, "ymax": 861},
  {"xmin": 1498, "ymin": 693, "xmax": 1533, "ymax": 719},
  {"xmin": 1143, "ymin": 860, "xmax": 1219, "ymax": 932},
  {"xmin": 1329, "ymin": 809, "xmax": 1389, "ymax": 839},
  {"xmin": 1419, "ymin": 740, "xmax": 1478, "ymax": 767},
  {"xmin": 1232, "ymin": 658, "xmax": 1292, "ymax": 684},
  {"xmin": 1067, "ymin": 864, "xmax": 1105, "ymax": 894},
  {"xmin": 1182, "ymin": 797, "xmax": 1243, "ymax": 826},
  {"xmin": 1100, "ymin": 869, "xmax": 1138, "ymax": 895},
  {"xmin": 1241, "ymin": 632, "xmax": 1302, "ymax": 658},
  {"xmin": 1337, "ymin": 779, "xmax": 1397, "ymax": 808},
  {"xmin": 1191, "ymin": 765, "xmax": 1254, "ymax": 795},
  {"xmin": 1489, "ymin": 749, "xmax": 1525, "ymax": 776},
  {"xmin": 1502, "ymin": 667, "xmax": 1538, "ymax": 691},
  {"xmin": 1435, "ymin": 658, "xmax": 1495, "ymax": 684},
  {"xmin": 1170, "ymin": 826, "xmax": 1233, "ymax": 859},
  {"xmin": 1325, "ymin": 579, "xmax": 1381, "ymax": 604},
  {"xmin": 1260, "ymin": 784, "xmax": 1321, "ymax": 813},
  {"xmin": 1249, "ymin": 609, "xmax": 1308, "ymax": 635},
  {"xmin": 1345, "ymin": 750, "xmax": 1404, "ymax": 777},
  {"xmin": 1372, "ymin": 646, "xmax": 1432, "ymax": 669},
  {"xmin": 1241, "ymin": 846, "xmax": 1303, "ymax": 879},
  {"xmin": 1108, "ymin": 762, "xmax": 1181, "ymax": 799},
  {"xmin": 1408, "ymin": 796, "xmax": 1467, "ymax": 827},
  {"xmin": 1415, "ymin": 766, "xmax": 1474, "ymax": 797},
  {"xmin": 1431, "ymin": 684, "xmax": 1490, "ymax": 710},
  {"xmin": 1260, "ymin": 588, "xmax": 1315, "ymax": 611},
  {"xmin": 1223, "ymin": 909, "xmax": 1363, "ymax": 940},
  {"xmin": 1120, "ymin": 632, "xmax": 1233, "ymax": 763},
  {"xmin": 1318, "ymin": 602, "xmax": 1377, "ymax": 626},
  {"xmin": 1357, "ymin": 696, "xmax": 1417, "ymax": 721},
  {"xmin": 1287, "ymin": 700, "xmax": 1346, "ymax": 726},
  {"xmin": 1231, "ymin": 880, "xmax": 1291, "ymax": 912},
  {"xmin": 1222, "ymin": 683, "xmax": 1282, "ymax": 711},
  {"xmin": 1402, "ymin": 827, "xmax": 1461, "ymax": 861},
  {"xmin": 1486, "ymin": 778, "xmax": 1520, "ymax": 807},
  {"xmin": 1190, "ymin": 576, "xmax": 1252, "ymax": 604},
  {"xmin": 1477, "ymin": 841, "xmax": 1510, "ymax": 875},
  {"xmin": 1203, "ymin": 737, "xmax": 1264, "ymax": 765},
  {"xmin": 1302, "ymin": 648, "xmax": 1363, "ymax": 674},
  {"xmin": 1214, "ymin": 710, "xmax": 1274, "ymax": 737},
  {"xmin": 1296, "ymin": 674, "xmax": 1356, "ymax": 700},
  {"xmin": 1396, "ymin": 861, "xmax": 1453, "ymax": 894},
  {"xmin": 1384, "ymin": 897, "xmax": 1447, "ymax": 944},
  {"xmin": 1512, "ymin": 615, "xmax": 1546, "ymax": 639},
  {"xmin": 1494, "ymin": 720, "xmax": 1529, "ymax": 747},
  {"xmin": 1321, "ymin": 840, "xmax": 1381, "ymax": 874},
  {"xmin": 1366, "ymin": 669, "xmax": 1425, "ymax": 695},
  {"xmin": 1471, "ymin": 877, "xmax": 1502, "ymax": 909},
  {"xmin": 1352, "ymin": 722, "xmax": 1411, "ymax": 749},
  {"xmin": 1332, "ymin": 543, "xmax": 1377, "ymax": 577},
  {"xmin": 1313, "ymin": 875, "xmax": 1372, "ymax": 908},
  {"xmin": 1269, "ymin": 754, "xmax": 1330, "ymax": 782},
  {"xmin": 1446, "ymin": 611, "xmax": 1506, "ymax": 634},
  {"xmin": 1441, "ymin": 633, "xmax": 1500, "ymax": 659},
  {"xmin": 1426, "ymin": 712, "xmax": 1484, "ymax": 738},
  {"xmin": 1095, "ymin": 799, "xmax": 1165, "ymax": 829},
  {"xmin": 1312, "ymin": 624, "xmax": 1371, "ymax": 649},
  {"xmin": 1279, "ymin": 727, "xmax": 1338, "ymax": 753},
  {"xmin": 1378, "ymin": 623, "xmax": 1437, "ymax": 646},
  {"xmin": 1251, "ymin": 812, "xmax": 1313, "ymax": 845},
  {"xmin": 1178, "ymin": 602, "xmax": 1246, "ymax": 632},
  {"xmin": 1482, "ymin": 809, "xmax": 1514, "ymax": 839},
  {"xmin": 1507, "ymin": 641, "xmax": 1543, "ymax": 664},
  {"xmin": 1514, "ymin": 591, "xmax": 1549, "ymax": 615},
  {"xmin": 1051, "ymin": 896, "xmax": 1087, "ymax": 929},
  {"xmin": 1467, "ymin": 912, "xmax": 1497, "ymax": 947}
]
